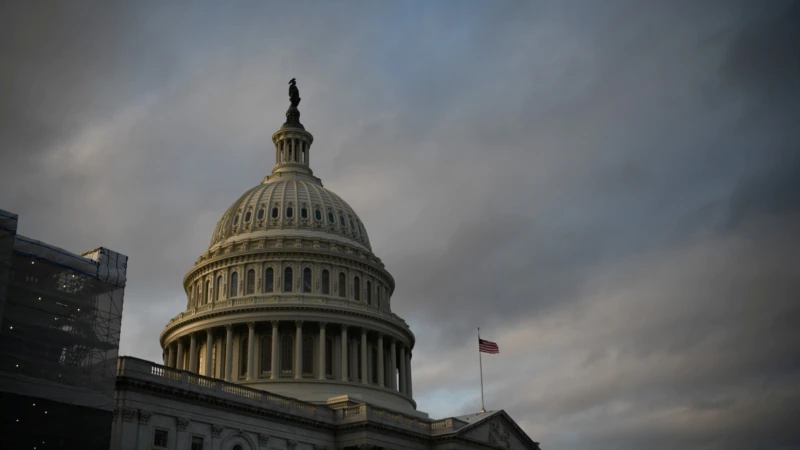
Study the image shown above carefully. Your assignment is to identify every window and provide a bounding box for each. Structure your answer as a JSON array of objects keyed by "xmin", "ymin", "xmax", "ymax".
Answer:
[
  {"xmin": 303, "ymin": 335, "xmax": 314, "ymax": 375},
  {"xmin": 376, "ymin": 287, "xmax": 381, "ymax": 308},
  {"xmin": 350, "ymin": 218, "xmax": 356, "ymax": 233},
  {"xmin": 264, "ymin": 267, "xmax": 274, "ymax": 293},
  {"xmin": 233, "ymin": 214, "xmax": 240, "ymax": 225},
  {"xmin": 353, "ymin": 276, "xmax": 361, "ymax": 301},
  {"xmin": 244, "ymin": 211, "xmax": 252, "ymax": 222},
  {"xmin": 281, "ymin": 335, "xmax": 293, "ymax": 375},
  {"xmin": 246, "ymin": 269, "xmax": 255, "ymax": 295},
  {"xmin": 366, "ymin": 281, "xmax": 372, "ymax": 305},
  {"xmin": 315, "ymin": 208, "xmax": 322, "ymax": 221},
  {"xmin": 325, "ymin": 338, "xmax": 334, "ymax": 376},
  {"xmin": 327, "ymin": 211, "xmax": 334, "ymax": 223},
  {"xmin": 303, "ymin": 267, "xmax": 312, "ymax": 293},
  {"xmin": 229, "ymin": 272, "xmax": 238, "ymax": 297},
  {"xmin": 338, "ymin": 272, "xmax": 346, "ymax": 298},
  {"xmin": 283, "ymin": 267, "xmax": 293, "ymax": 292},
  {"xmin": 257, "ymin": 208, "xmax": 265, "ymax": 220},
  {"xmin": 216, "ymin": 275, "xmax": 223, "ymax": 301},
  {"xmin": 286, "ymin": 206, "xmax": 293, "ymax": 218},
  {"xmin": 205, "ymin": 280, "xmax": 211, "ymax": 304},
  {"xmin": 233, "ymin": 445, "xmax": 243, "ymax": 450},
  {"xmin": 321, "ymin": 270, "xmax": 330, "ymax": 295},
  {"xmin": 261, "ymin": 335, "xmax": 272, "ymax": 373},
  {"xmin": 339, "ymin": 214, "xmax": 346, "ymax": 227},
  {"xmin": 301, "ymin": 207, "xmax": 308, "ymax": 219},
  {"xmin": 153, "ymin": 429, "xmax": 168, "ymax": 448},
  {"xmin": 191, "ymin": 436, "xmax": 204, "ymax": 450},
  {"xmin": 240, "ymin": 337, "xmax": 248, "ymax": 377},
  {"xmin": 272, "ymin": 207, "xmax": 279, "ymax": 219}
]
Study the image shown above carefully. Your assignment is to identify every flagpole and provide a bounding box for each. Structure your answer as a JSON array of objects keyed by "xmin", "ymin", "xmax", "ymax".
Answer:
[{"xmin": 478, "ymin": 327, "xmax": 485, "ymax": 413}]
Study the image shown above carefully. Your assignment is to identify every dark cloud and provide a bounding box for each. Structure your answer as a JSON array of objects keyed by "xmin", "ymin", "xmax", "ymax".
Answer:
[{"xmin": 2, "ymin": 1, "xmax": 799, "ymax": 449}]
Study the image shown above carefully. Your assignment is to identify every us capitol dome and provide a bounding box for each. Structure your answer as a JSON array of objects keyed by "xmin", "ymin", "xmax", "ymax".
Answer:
[{"xmin": 159, "ymin": 80, "xmax": 417, "ymax": 414}]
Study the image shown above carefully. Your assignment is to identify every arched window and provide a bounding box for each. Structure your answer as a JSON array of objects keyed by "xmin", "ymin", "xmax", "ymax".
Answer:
[
  {"xmin": 286, "ymin": 206, "xmax": 293, "ymax": 218},
  {"xmin": 371, "ymin": 346, "xmax": 379, "ymax": 384},
  {"xmin": 366, "ymin": 281, "xmax": 372, "ymax": 305},
  {"xmin": 283, "ymin": 267, "xmax": 293, "ymax": 292},
  {"xmin": 233, "ymin": 445, "xmax": 243, "ymax": 450},
  {"xmin": 303, "ymin": 267, "xmax": 312, "ymax": 293},
  {"xmin": 216, "ymin": 275, "xmax": 223, "ymax": 301},
  {"xmin": 229, "ymin": 272, "xmax": 239, "ymax": 298},
  {"xmin": 376, "ymin": 286, "xmax": 382, "ymax": 308},
  {"xmin": 261, "ymin": 335, "xmax": 272, "ymax": 374},
  {"xmin": 233, "ymin": 214, "xmax": 240, "ymax": 226},
  {"xmin": 303, "ymin": 335, "xmax": 314, "ymax": 376},
  {"xmin": 325, "ymin": 338, "xmax": 334, "ymax": 377},
  {"xmin": 353, "ymin": 276, "xmax": 361, "ymax": 301},
  {"xmin": 240, "ymin": 337, "xmax": 248, "ymax": 377},
  {"xmin": 327, "ymin": 211, "xmax": 334, "ymax": 224},
  {"xmin": 271, "ymin": 207, "xmax": 279, "ymax": 219},
  {"xmin": 244, "ymin": 211, "xmax": 252, "ymax": 222},
  {"xmin": 338, "ymin": 272, "xmax": 346, "ymax": 298},
  {"xmin": 205, "ymin": 280, "xmax": 211, "ymax": 304},
  {"xmin": 281, "ymin": 335, "xmax": 293, "ymax": 375},
  {"xmin": 264, "ymin": 267, "xmax": 274, "ymax": 293},
  {"xmin": 257, "ymin": 208, "xmax": 265, "ymax": 220},
  {"xmin": 246, "ymin": 269, "xmax": 255, "ymax": 295},
  {"xmin": 301, "ymin": 207, "xmax": 308, "ymax": 219},
  {"xmin": 315, "ymin": 208, "xmax": 322, "ymax": 221},
  {"xmin": 339, "ymin": 214, "xmax": 346, "ymax": 227},
  {"xmin": 321, "ymin": 270, "xmax": 330, "ymax": 295}
]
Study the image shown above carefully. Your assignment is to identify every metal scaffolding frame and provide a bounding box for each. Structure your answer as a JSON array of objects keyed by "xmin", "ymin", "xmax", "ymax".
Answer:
[{"xmin": 0, "ymin": 209, "xmax": 127, "ymax": 399}]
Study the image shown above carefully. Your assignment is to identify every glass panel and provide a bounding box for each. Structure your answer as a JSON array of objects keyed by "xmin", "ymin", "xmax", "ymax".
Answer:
[
  {"xmin": 283, "ymin": 267, "xmax": 293, "ymax": 292},
  {"xmin": 246, "ymin": 269, "xmax": 255, "ymax": 294},
  {"xmin": 321, "ymin": 270, "xmax": 330, "ymax": 295},
  {"xmin": 303, "ymin": 335, "xmax": 314, "ymax": 375},
  {"xmin": 338, "ymin": 273, "xmax": 346, "ymax": 298},
  {"xmin": 264, "ymin": 268, "xmax": 274, "ymax": 293},
  {"xmin": 353, "ymin": 277, "xmax": 361, "ymax": 301},
  {"xmin": 229, "ymin": 272, "xmax": 238, "ymax": 297},
  {"xmin": 261, "ymin": 336, "xmax": 272, "ymax": 373},
  {"xmin": 281, "ymin": 336, "xmax": 293, "ymax": 375},
  {"xmin": 303, "ymin": 268, "xmax": 312, "ymax": 293}
]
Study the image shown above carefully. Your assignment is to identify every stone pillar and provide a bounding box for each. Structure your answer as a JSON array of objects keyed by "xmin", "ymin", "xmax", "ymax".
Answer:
[
  {"xmin": 188, "ymin": 333, "xmax": 197, "ymax": 373},
  {"xmin": 167, "ymin": 344, "xmax": 176, "ymax": 368},
  {"xmin": 271, "ymin": 321, "xmax": 279, "ymax": 380},
  {"xmin": 360, "ymin": 329, "xmax": 368, "ymax": 384},
  {"xmin": 318, "ymin": 322, "xmax": 326, "ymax": 380},
  {"xmin": 377, "ymin": 334, "xmax": 385, "ymax": 387},
  {"xmin": 247, "ymin": 322, "xmax": 256, "ymax": 380},
  {"xmin": 399, "ymin": 345, "xmax": 407, "ymax": 395},
  {"xmin": 224, "ymin": 325, "xmax": 233, "ymax": 381},
  {"xmin": 295, "ymin": 321, "xmax": 303, "ymax": 379},
  {"xmin": 389, "ymin": 339, "xmax": 397, "ymax": 391},
  {"xmin": 176, "ymin": 338, "xmax": 185, "ymax": 370},
  {"xmin": 406, "ymin": 352, "xmax": 413, "ymax": 398},
  {"xmin": 205, "ymin": 329, "xmax": 214, "ymax": 377},
  {"xmin": 340, "ymin": 325, "xmax": 348, "ymax": 381}
]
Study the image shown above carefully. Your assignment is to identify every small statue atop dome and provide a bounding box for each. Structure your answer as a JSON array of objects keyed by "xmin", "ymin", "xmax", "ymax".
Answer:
[{"xmin": 289, "ymin": 78, "xmax": 301, "ymax": 107}]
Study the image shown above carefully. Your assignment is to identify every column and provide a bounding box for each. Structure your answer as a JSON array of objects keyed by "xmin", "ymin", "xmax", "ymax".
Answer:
[
  {"xmin": 295, "ymin": 321, "xmax": 303, "ymax": 379},
  {"xmin": 188, "ymin": 333, "xmax": 197, "ymax": 373},
  {"xmin": 360, "ymin": 329, "xmax": 368, "ymax": 384},
  {"xmin": 205, "ymin": 329, "xmax": 214, "ymax": 377},
  {"xmin": 271, "ymin": 321, "xmax": 279, "ymax": 380},
  {"xmin": 340, "ymin": 325, "xmax": 348, "ymax": 381},
  {"xmin": 377, "ymin": 334, "xmax": 385, "ymax": 387},
  {"xmin": 224, "ymin": 325, "xmax": 233, "ymax": 381},
  {"xmin": 407, "ymin": 351, "xmax": 413, "ymax": 398},
  {"xmin": 389, "ymin": 339, "xmax": 397, "ymax": 390},
  {"xmin": 318, "ymin": 322, "xmax": 327, "ymax": 380},
  {"xmin": 399, "ymin": 345, "xmax": 407, "ymax": 395},
  {"xmin": 247, "ymin": 322, "xmax": 256, "ymax": 380},
  {"xmin": 176, "ymin": 338, "xmax": 185, "ymax": 370},
  {"xmin": 167, "ymin": 344, "xmax": 176, "ymax": 368}
]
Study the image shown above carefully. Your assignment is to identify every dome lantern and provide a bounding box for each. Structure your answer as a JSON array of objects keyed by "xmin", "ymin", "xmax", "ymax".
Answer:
[{"xmin": 270, "ymin": 78, "xmax": 315, "ymax": 177}]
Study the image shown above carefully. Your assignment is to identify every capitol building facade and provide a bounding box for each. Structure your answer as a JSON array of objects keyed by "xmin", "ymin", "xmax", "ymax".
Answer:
[{"xmin": 111, "ymin": 83, "xmax": 540, "ymax": 450}]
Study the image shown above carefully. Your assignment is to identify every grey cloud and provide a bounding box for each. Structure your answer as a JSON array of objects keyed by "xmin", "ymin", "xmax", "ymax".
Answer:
[{"xmin": 2, "ymin": 1, "xmax": 799, "ymax": 449}]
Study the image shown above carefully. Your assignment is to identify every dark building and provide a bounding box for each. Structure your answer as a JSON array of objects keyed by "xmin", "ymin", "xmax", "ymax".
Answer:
[{"xmin": 0, "ymin": 208, "xmax": 128, "ymax": 450}]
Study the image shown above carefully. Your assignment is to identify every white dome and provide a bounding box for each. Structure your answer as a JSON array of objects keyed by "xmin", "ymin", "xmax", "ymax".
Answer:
[{"xmin": 210, "ymin": 177, "xmax": 372, "ymax": 252}]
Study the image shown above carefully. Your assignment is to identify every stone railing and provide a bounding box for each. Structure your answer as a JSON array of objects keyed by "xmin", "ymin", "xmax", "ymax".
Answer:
[
  {"xmin": 116, "ymin": 357, "xmax": 334, "ymax": 422},
  {"xmin": 166, "ymin": 295, "xmax": 409, "ymax": 329},
  {"xmin": 333, "ymin": 403, "xmax": 433, "ymax": 434}
]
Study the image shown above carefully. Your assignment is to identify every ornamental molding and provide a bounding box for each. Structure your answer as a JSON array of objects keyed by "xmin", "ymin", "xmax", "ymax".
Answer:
[
  {"xmin": 211, "ymin": 424, "xmax": 225, "ymax": 438},
  {"xmin": 287, "ymin": 440, "xmax": 298, "ymax": 450},
  {"xmin": 176, "ymin": 417, "xmax": 190, "ymax": 431},
  {"xmin": 258, "ymin": 433, "xmax": 270, "ymax": 446},
  {"xmin": 121, "ymin": 407, "xmax": 137, "ymax": 422},
  {"xmin": 137, "ymin": 409, "xmax": 152, "ymax": 424}
]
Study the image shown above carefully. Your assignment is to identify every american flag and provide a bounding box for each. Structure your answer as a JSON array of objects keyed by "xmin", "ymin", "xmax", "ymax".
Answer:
[{"xmin": 479, "ymin": 338, "xmax": 499, "ymax": 354}]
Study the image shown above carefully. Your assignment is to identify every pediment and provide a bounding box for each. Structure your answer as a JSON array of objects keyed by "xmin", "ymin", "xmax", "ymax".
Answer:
[{"xmin": 457, "ymin": 411, "xmax": 540, "ymax": 450}]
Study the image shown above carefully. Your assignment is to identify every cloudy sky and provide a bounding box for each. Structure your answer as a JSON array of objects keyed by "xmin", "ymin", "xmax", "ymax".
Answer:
[{"xmin": 2, "ymin": 1, "xmax": 799, "ymax": 448}]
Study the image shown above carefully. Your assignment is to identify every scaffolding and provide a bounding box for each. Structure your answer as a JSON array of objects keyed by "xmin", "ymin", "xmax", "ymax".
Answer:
[{"xmin": 0, "ymin": 209, "xmax": 128, "ymax": 399}]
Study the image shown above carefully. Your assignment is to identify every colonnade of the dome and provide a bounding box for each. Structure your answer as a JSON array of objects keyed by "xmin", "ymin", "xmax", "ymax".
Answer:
[{"xmin": 162, "ymin": 320, "xmax": 414, "ymax": 401}]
